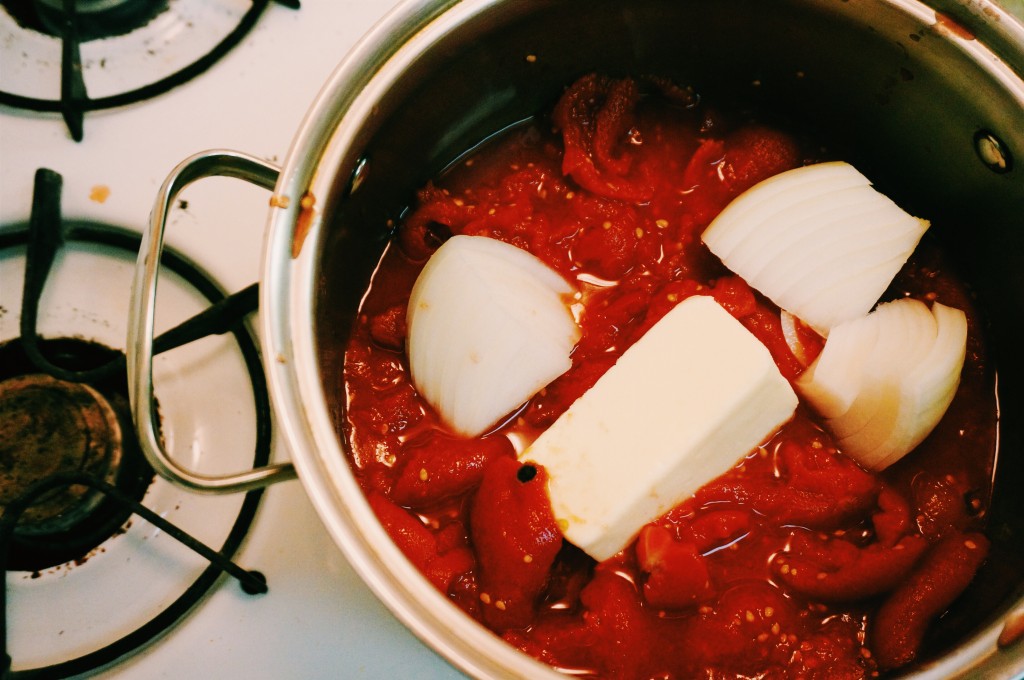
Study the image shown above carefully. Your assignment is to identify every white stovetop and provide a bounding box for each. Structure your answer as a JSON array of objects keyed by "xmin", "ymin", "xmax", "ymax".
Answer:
[{"xmin": 0, "ymin": 1, "xmax": 463, "ymax": 677}]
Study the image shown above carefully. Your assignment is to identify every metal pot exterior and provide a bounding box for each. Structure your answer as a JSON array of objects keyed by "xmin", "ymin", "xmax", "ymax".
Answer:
[{"xmin": 261, "ymin": 1, "xmax": 1024, "ymax": 678}]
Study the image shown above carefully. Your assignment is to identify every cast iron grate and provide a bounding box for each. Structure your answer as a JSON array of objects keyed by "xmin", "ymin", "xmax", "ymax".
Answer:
[
  {"xmin": 0, "ymin": 0, "xmax": 300, "ymax": 141},
  {"xmin": 0, "ymin": 168, "xmax": 272, "ymax": 678}
]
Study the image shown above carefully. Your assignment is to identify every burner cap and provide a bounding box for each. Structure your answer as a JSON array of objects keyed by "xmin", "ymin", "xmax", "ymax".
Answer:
[
  {"xmin": 0, "ymin": 373, "xmax": 122, "ymax": 535},
  {"xmin": 0, "ymin": 338, "xmax": 155, "ymax": 572}
]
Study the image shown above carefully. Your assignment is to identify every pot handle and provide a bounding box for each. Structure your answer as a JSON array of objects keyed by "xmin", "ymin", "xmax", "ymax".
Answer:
[{"xmin": 127, "ymin": 150, "xmax": 297, "ymax": 494}]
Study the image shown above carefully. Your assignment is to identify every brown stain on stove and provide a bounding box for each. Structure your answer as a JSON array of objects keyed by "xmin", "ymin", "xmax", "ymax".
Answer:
[
  {"xmin": 89, "ymin": 184, "xmax": 111, "ymax": 203},
  {"xmin": 292, "ymin": 191, "xmax": 317, "ymax": 258}
]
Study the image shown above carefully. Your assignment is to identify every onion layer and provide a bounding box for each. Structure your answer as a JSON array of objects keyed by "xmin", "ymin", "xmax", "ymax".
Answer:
[
  {"xmin": 701, "ymin": 161, "xmax": 929, "ymax": 335},
  {"xmin": 407, "ymin": 235, "xmax": 581, "ymax": 438},
  {"xmin": 795, "ymin": 298, "xmax": 967, "ymax": 470}
]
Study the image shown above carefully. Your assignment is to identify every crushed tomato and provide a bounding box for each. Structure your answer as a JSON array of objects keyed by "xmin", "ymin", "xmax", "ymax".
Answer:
[{"xmin": 341, "ymin": 74, "xmax": 998, "ymax": 679}]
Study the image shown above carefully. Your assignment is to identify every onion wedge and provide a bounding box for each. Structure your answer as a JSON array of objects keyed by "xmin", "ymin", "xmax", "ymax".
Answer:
[
  {"xmin": 701, "ymin": 161, "xmax": 929, "ymax": 335},
  {"xmin": 795, "ymin": 298, "xmax": 967, "ymax": 470},
  {"xmin": 407, "ymin": 235, "xmax": 581, "ymax": 438},
  {"xmin": 780, "ymin": 309, "xmax": 823, "ymax": 368}
]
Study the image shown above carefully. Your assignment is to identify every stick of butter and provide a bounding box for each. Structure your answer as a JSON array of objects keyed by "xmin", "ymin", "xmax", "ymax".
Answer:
[{"xmin": 520, "ymin": 295, "xmax": 798, "ymax": 562}]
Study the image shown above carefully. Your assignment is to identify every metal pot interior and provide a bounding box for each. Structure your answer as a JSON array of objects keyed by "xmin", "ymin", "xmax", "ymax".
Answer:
[{"xmin": 307, "ymin": 0, "xmax": 1024, "ymax": 675}]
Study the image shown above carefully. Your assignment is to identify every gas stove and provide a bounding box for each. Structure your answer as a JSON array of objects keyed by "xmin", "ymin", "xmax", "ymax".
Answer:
[{"xmin": 0, "ymin": 1, "xmax": 463, "ymax": 677}]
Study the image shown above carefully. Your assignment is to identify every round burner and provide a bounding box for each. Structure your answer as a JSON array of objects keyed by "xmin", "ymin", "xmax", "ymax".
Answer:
[
  {"xmin": 1, "ymin": 220, "xmax": 271, "ymax": 675},
  {"xmin": 1, "ymin": 0, "xmax": 169, "ymax": 41},
  {"xmin": 0, "ymin": 0, "xmax": 289, "ymax": 140},
  {"xmin": 0, "ymin": 338, "xmax": 153, "ymax": 571},
  {"xmin": 0, "ymin": 374, "xmax": 122, "ymax": 532}
]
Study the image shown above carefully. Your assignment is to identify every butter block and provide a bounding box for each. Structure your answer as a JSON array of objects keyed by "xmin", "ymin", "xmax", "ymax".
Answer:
[{"xmin": 520, "ymin": 295, "xmax": 798, "ymax": 561}]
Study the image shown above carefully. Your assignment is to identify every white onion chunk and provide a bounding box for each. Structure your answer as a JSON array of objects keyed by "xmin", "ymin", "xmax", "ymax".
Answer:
[
  {"xmin": 795, "ymin": 298, "xmax": 967, "ymax": 470},
  {"xmin": 406, "ymin": 235, "xmax": 581, "ymax": 438},
  {"xmin": 701, "ymin": 161, "xmax": 929, "ymax": 335}
]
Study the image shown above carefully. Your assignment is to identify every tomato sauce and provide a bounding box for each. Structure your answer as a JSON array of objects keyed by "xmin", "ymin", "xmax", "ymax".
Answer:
[{"xmin": 341, "ymin": 74, "xmax": 998, "ymax": 679}]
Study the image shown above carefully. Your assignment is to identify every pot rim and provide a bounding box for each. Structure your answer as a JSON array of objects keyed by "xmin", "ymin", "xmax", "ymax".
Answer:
[{"xmin": 259, "ymin": 1, "xmax": 1024, "ymax": 678}]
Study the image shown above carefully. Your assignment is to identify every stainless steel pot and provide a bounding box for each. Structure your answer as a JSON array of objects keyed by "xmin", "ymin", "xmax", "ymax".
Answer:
[{"xmin": 129, "ymin": 0, "xmax": 1024, "ymax": 677}]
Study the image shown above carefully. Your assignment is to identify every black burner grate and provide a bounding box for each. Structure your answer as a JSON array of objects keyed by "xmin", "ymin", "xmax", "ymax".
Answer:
[
  {"xmin": 0, "ymin": 168, "xmax": 273, "ymax": 678},
  {"xmin": 0, "ymin": 0, "xmax": 300, "ymax": 141}
]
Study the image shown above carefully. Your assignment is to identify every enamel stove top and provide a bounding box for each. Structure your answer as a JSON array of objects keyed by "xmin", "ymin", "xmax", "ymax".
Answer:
[{"xmin": 0, "ymin": 1, "xmax": 463, "ymax": 677}]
